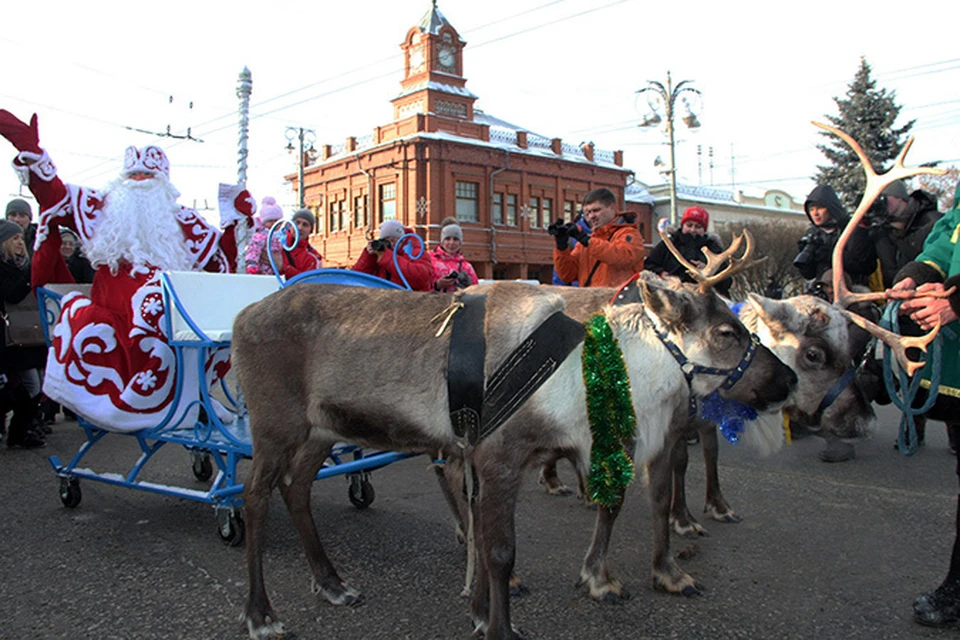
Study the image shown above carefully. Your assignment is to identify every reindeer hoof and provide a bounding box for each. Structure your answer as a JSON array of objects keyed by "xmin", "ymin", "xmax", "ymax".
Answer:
[
  {"xmin": 509, "ymin": 572, "xmax": 529, "ymax": 598},
  {"xmin": 600, "ymin": 588, "xmax": 631, "ymax": 604},
  {"xmin": 681, "ymin": 584, "xmax": 703, "ymax": 597},
  {"xmin": 720, "ymin": 512, "xmax": 742, "ymax": 523},
  {"xmin": 244, "ymin": 616, "xmax": 286, "ymax": 640}
]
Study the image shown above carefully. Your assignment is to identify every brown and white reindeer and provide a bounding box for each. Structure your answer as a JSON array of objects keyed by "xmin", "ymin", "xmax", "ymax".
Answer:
[
  {"xmin": 669, "ymin": 121, "xmax": 950, "ymax": 540},
  {"xmin": 537, "ymin": 240, "xmax": 878, "ymax": 532},
  {"xmin": 232, "ymin": 271, "xmax": 796, "ymax": 639}
]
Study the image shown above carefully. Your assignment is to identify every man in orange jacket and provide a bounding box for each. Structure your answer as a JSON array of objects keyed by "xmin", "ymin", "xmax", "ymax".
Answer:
[{"xmin": 550, "ymin": 187, "xmax": 645, "ymax": 288}]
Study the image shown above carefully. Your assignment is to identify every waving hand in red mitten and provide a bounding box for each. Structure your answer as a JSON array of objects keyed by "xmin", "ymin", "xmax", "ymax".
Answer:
[
  {"xmin": 0, "ymin": 110, "xmax": 41, "ymax": 154},
  {"xmin": 233, "ymin": 189, "xmax": 257, "ymax": 218}
]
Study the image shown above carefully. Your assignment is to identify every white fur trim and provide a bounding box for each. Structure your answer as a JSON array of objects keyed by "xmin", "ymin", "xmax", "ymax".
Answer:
[{"xmin": 15, "ymin": 149, "xmax": 56, "ymax": 183}]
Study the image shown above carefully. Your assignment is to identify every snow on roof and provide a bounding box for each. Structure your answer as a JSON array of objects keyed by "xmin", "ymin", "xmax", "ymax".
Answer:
[{"xmin": 318, "ymin": 107, "xmax": 626, "ymax": 170}]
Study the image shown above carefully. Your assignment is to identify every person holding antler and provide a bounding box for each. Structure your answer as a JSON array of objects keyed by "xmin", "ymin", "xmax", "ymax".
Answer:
[
  {"xmin": 644, "ymin": 205, "xmax": 732, "ymax": 297},
  {"xmin": 0, "ymin": 109, "xmax": 256, "ymax": 432},
  {"xmin": 887, "ymin": 181, "xmax": 960, "ymax": 628},
  {"xmin": 549, "ymin": 187, "xmax": 645, "ymax": 288}
]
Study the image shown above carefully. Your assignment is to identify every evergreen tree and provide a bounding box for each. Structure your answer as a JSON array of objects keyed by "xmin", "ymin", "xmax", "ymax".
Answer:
[{"xmin": 815, "ymin": 57, "xmax": 915, "ymax": 211}]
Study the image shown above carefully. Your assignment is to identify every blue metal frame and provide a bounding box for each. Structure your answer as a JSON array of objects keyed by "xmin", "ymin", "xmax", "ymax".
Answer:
[{"xmin": 40, "ymin": 270, "xmax": 418, "ymax": 516}]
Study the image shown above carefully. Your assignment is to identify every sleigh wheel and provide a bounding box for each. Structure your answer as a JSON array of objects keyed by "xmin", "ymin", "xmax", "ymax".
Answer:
[
  {"xmin": 59, "ymin": 477, "xmax": 82, "ymax": 508},
  {"xmin": 217, "ymin": 510, "xmax": 245, "ymax": 547},
  {"xmin": 191, "ymin": 452, "xmax": 214, "ymax": 482},
  {"xmin": 348, "ymin": 475, "xmax": 375, "ymax": 509}
]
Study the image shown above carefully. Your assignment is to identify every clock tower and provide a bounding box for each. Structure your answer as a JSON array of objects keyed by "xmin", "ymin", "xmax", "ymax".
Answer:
[{"xmin": 393, "ymin": 1, "xmax": 477, "ymax": 121}]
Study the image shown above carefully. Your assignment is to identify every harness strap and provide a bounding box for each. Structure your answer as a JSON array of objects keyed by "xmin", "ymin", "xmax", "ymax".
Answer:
[
  {"xmin": 447, "ymin": 294, "xmax": 487, "ymax": 442},
  {"xmin": 811, "ymin": 366, "xmax": 857, "ymax": 425},
  {"xmin": 478, "ymin": 311, "xmax": 585, "ymax": 442},
  {"xmin": 611, "ymin": 276, "xmax": 761, "ymax": 417}
]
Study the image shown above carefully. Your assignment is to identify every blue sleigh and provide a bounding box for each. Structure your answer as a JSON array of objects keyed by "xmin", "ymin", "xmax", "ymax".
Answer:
[{"xmin": 40, "ymin": 228, "xmax": 424, "ymax": 545}]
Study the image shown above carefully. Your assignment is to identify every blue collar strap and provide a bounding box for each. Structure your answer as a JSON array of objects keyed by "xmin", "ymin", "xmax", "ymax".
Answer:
[{"xmin": 612, "ymin": 276, "xmax": 762, "ymax": 416}]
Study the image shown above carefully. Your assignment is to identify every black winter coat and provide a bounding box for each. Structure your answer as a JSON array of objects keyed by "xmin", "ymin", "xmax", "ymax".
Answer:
[
  {"xmin": 845, "ymin": 190, "xmax": 941, "ymax": 289},
  {"xmin": 795, "ymin": 184, "xmax": 875, "ymax": 283},
  {"xmin": 0, "ymin": 257, "xmax": 35, "ymax": 373},
  {"xmin": 644, "ymin": 229, "xmax": 732, "ymax": 296}
]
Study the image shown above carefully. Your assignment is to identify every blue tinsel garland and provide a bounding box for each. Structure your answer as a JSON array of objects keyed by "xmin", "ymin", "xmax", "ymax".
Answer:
[{"xmin": 699, "ymin": 391, "xmax": 757, "ymax": 444}]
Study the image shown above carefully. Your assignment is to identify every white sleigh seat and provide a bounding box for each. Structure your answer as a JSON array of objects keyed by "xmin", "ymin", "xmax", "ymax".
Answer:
[{"xmin": 161, "ymin": 271, "xmax": 281, "ymax": 345}]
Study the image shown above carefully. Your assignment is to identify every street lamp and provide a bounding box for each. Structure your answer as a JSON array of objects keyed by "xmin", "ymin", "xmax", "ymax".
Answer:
[
  {"xmin": 636, "ymin": 71, "xmax": 702, "ymax": 226},
  {"xmin": 285, "ymin": 126, "xmax": 317, "ymax": 209}
]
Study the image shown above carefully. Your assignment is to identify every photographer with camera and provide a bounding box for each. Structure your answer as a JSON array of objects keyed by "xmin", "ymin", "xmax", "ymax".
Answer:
[
  {"xmin": 352, "ymin": 219, "xmax": 433, "ymax": 291},
  {"xmin": 550, "ymin": 188, "xmax": 645, "ymax": 289},
  {"xmin": 846, "ymin": 180, "xmax": 942, "ymax": 290},
  {"xmin": 794, "ymin": 184, "xmax": 875, "ymax": 287},
  {"xmin": 430, "ymin": 220, "xmax": 478, "ymax": 292}
]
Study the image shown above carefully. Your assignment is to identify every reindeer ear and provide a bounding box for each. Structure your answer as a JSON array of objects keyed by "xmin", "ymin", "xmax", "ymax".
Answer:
[
  {"xmin": 640, "ymin": 279, "xmax": 690, "ymax": 328},
  {"xmin": 745, "ymin": 293, "xmax": 789, "ymax": 339}
]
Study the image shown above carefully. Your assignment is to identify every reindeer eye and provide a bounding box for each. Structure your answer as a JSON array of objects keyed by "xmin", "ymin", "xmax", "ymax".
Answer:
[
  {"xmin": 803, "ymin": 347, "xmax": 825, "ymax": 365},
  {"xmin": 713, "ymin": 324, "xmax": 738, "ymax": 341}
]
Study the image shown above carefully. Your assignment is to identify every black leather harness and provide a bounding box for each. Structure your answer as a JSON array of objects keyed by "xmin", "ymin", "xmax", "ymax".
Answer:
[{"xmin": 447, "ymin": 293, "xmax": 586, "ymax": 445}]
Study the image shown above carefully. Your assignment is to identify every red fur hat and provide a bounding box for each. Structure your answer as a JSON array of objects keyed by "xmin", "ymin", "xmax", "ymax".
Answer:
[{"xmin": 681, "ymin": 206, "xmax": 709, "ymax": 229}]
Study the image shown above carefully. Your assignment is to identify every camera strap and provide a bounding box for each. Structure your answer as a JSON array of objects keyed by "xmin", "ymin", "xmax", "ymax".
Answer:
[{"xmin": 582, "ymin": 260, "xmax": 602, "ymax": 287}]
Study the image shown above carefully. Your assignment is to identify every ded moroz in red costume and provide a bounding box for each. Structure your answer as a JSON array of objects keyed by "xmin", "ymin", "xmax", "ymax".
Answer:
[{"xmin": 0, "ymin": 109, "xmax": 254, "ymax": 432}]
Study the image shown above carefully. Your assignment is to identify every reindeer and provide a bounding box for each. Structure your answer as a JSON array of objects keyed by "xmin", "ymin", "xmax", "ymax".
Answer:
[{"xmin": 233, "ymin": 271, "xmax": 796, "ymax": 639}]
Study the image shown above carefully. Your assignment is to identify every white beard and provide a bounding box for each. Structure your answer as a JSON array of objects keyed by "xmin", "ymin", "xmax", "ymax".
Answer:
[{"xmin": 84, "ymin": 175, "xmax": 196, "ymax": 276}]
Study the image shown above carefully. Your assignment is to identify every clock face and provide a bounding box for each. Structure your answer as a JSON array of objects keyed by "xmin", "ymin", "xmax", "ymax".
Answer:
[{"xmin": 437, "ymin": 45, "xmax": 456, "ymax": 71}]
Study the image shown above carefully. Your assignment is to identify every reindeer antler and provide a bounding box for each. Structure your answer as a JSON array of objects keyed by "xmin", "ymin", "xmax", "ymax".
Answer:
[
  {"xmin": 813, "ymin": 121, "xmax": 946, "ymax": 309},
  {"xmin": 814, "ymin": 121, "xmax": 948, "ymax": 375},
  {"xmin": 659, "ymin": 227, "xmax": 756, "ymax": 293},
  {"xmin": 839, "ymin": 308, "xmax": 940, "ymax": 377}
]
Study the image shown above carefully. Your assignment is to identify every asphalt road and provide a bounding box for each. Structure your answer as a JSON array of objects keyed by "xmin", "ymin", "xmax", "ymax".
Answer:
[{"xmin": 1, "ymin": 404, "xmax": 958, "ymax": 640}]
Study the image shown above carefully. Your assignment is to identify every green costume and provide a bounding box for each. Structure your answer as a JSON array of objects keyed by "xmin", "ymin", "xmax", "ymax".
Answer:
[{"xmin": 897, "ymin": 181, "xmax": 960, "ymax": 397}]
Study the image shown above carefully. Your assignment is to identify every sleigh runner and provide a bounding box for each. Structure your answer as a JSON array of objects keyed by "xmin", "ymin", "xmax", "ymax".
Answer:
[{"xmin": 41, "ymin": 267, "xmax": 419, "ymax": 545}]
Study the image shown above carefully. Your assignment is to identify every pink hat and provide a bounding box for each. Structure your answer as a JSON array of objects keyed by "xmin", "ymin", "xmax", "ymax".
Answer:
[
  {"xmin": 681, "ymin": 206, "xmax": 709, "ymax": 229},
  {"xmin": 122, "ymin": 145, "xmax": 170, "ymax": 178},
  {"xmin": 259, "ymin": 196, "xmax": 284, "ymax": 224}
]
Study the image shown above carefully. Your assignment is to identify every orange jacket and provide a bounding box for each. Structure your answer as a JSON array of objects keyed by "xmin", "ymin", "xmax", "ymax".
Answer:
[{"xmin": 553, "ymin": 213, "xmax": 645, "ymax": 288}]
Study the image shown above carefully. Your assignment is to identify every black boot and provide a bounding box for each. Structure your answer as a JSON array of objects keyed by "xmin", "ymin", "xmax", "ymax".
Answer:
[
  {"xmin": 915, "ymin": 582, "xmax": 960, "ymax": 627},
  {"xmin": 948, "ymin": 423, "xmax": 960, "ymax": 456},
  {"xmin": 819, "ymin": 433, "xmax": 855, "ymax": 463}
]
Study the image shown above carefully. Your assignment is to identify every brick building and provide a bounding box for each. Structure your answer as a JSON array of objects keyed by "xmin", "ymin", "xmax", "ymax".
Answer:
[{"xmin": 291, "ymin": 3, "xmax": 652, "ymax": 282}]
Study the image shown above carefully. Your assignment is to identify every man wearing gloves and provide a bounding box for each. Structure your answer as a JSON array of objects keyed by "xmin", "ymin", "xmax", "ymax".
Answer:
[{"xmin": 549, "ymin": 188, "xmax": 645, "ymax": 288}]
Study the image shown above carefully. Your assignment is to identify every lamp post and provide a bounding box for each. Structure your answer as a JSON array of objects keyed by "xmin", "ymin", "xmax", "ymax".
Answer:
[
  {"xmin": 285, "ymin": 126, "xmax": 317, "ymax": 209},
  {"xmin": 636, "ymin": 71, "xmax": 702, "ymax": 226}
]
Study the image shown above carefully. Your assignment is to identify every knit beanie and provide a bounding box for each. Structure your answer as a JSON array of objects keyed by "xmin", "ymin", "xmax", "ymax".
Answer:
[
  {"xmin": 379, "ymin": 219, "xmax": 405, "ymax": 240},
  {"xmin": 259, "ymin": 197, "xmax": 284, "ymax": 224},
  {"xmin": 440, "ymin": 224, "xmax": 463, "ymax": 241},
  {"xmin": 5, "ymin": 198, "xmax": 32, "ymax": 220},
  {"xmin": 680, "ymin": 206, "xmax": 709, "ymax": 229},
  {"xmin": 0, "ymin": 219, "xmax": 23, "ymax": 245},
  {"xmin": 292, "ymin": 209, "xmax": 316, "ymax": 233},
  {"xmin": 882, "ymin": 181, "xmax": 909, "ymax": 201}
]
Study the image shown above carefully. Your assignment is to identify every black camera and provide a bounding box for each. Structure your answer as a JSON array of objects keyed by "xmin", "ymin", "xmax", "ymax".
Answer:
[
  {"xmin": 793, "ymin": 230, "xmax": 825, "ymax": 275},
  {"xmin": 864, "ymin": 193, "xmax": 889, "ymax": 227},
  {"xmin": 369, "ymin": 238, "xmax": 392, "ymax": 252}
]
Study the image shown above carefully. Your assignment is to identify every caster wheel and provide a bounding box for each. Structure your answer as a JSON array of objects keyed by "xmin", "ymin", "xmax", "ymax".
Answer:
[
  {"xmin": 192, "ymin": 454, "xmax": 213, "ymax": 482},
  {"xmin": 348, "ymin": 476, "xmax": 375, "ymax": 509},
  {"xmin": 217, "ymin": 510, "xmax": 245, "ymax": 547},
  {"xmin": 59, "ymin": 477, "xmax": 82, "ymax": 508}
]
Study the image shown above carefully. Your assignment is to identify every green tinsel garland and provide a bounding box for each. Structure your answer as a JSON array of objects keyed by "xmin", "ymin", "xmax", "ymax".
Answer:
[{"xmin": 581, "ymin": 314, "xmax": 636, "ymax": 507}]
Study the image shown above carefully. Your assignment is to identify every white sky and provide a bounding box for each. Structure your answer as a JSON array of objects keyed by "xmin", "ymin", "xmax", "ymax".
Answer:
[{"xmin": 2, "ymin": 0, "xmax": 958, "ymax": 223}]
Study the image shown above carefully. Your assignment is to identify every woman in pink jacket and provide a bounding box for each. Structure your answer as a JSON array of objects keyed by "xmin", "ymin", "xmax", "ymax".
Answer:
[{"xmin": 430, "ymin": 222, "xmax": 478, "ymax": 292}]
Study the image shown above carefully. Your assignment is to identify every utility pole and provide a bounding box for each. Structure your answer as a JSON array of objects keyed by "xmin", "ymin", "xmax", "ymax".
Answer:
[{"xmin": 285, "ymin": 127, "xmax": 316, "ymax": 209}]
